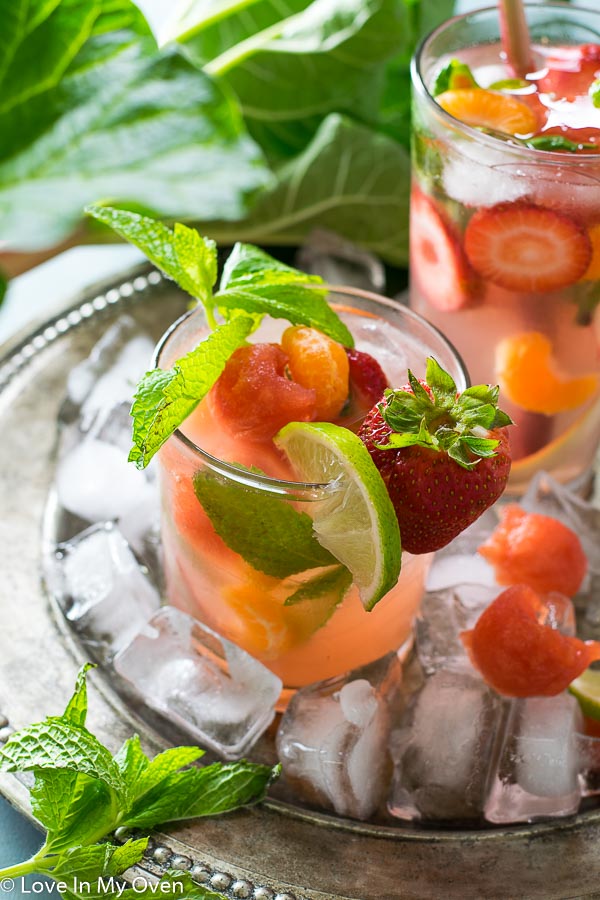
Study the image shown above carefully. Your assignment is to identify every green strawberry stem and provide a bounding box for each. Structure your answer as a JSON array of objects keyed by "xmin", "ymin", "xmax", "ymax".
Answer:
[{"xmin": 377, "ymin": 357, "xmax": 513, "ymax": 469}]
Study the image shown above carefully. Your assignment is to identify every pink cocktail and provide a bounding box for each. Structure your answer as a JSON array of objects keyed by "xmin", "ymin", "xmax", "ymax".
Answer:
[
  {"xmin": 410, "ymin": 3, "xmax": 600, "ymax": 494},
  {"xmin": 155, "ymin": 287, "xmax": 468, "ymax": 689}
]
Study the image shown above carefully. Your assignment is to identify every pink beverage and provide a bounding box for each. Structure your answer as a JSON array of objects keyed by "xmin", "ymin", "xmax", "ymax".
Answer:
[
  {"xmin": 410, "ymin": 4, "xmax": 600, "ymax": 494},
  {"xmin": 155, "ymin": 287, "xmax": 468, "ymax": 690}
]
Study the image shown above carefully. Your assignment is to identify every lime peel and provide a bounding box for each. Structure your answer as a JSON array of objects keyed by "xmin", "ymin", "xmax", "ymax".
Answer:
[
  {"xmin": 569, "ymin": 667, "xmax": 600, "ymax": 721},
  {"xmin": 274, "ymin": 421, "xmax": 402, "ymax": 611}
]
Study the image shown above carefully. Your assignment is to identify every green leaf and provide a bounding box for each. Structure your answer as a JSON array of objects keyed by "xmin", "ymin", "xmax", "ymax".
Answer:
[
  {"xmin": 216, "ymin": 242, "xmax": 353, "ymax": 345},
  {"xmin": 425, "ymin": 357, "xmax": 457, "ymax": 405},
  {"xmin": 127, "ymin": 745, "xmax": 205, "ymax": 800},
  {"xmin": 432, "ymin": 58, "xmax": 478, "ymax": 96},
  {"xmin": 174, "ymin": 0, "xmax": 412, "ymax": 163},
  {"xmin": 113, "ymin": 734, "xmax": 150, "ymax": 786},
  {"xmin": 63, "ymin": 663, "xmax": 95, "ymax": 727},
  {"xmin": 0, "ymin": 270, "xmax": 6, "ymax": 308},
  {"xmin": 41, "ymin": 775, "xmax": 119, "ymax": 852},
  {"xmin": 86, "ymin": 207, "xmax": 217, "ymax": 308},
  {"xmin": 460, "ymin": 435, "xmax": 500, "ymax": 457},
  {"xmin": 524, "ymin": 134, "xmax": 597, "ymax": 152},
  {"xmin": 121, "ymin": 761, "xmax": 278, "ymax": 830},
  {"xmin": 0, "ymin": 721, "xmax": 124, "ymax": 793},
  {"xmin": 284, "ymin": 564, "xmax": 352, "ymax": 607},
  {"xmin": 488, "ymin": 77, "xmax": 529, "ymax": 91},
  {"xmin": 589, "ymin": 78, "xmax": 600, "ymax": 108},
  {"xmin": 0, "ymin": 0, "xmax": 268, "ymax": 252},
  {"xmin": 193, "ymin": 468, "xmax": 337, "ymax": 578},
  {"xmin": 201, "ymin": 114, "xmax": 412, "ymax": 266},
  {"xmin": 129, "ymin": 315, "xmax": 256, "ymax": 469}
]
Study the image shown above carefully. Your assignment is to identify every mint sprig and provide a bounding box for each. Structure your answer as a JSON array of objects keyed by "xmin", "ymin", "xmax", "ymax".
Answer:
[
  {"xmin": 86, "ymin": 206, "xmax": 218, "ymax": 322},
  {"xmin": 378, "ymin": 357, "xmax": 513, "ymax": 470},
  {"xmin": 85, "ymin": 206, "xmax": 354, "ymax": 468},
  {"xmin": 193, "ymin": 468, "xmax": 338, "ymax": 577},
  {"xmin": 215, "ymin": 243, "xmax": 354, "ymax": 346},
  {"xmin": 0, "ymin": 666, "xmax": 277, "ymax": 897},
  {"xmin": 432, "ymin": 59, "xmax": 478, "ymax": 96},
  {"xmin": 129, "ymin": 315, "xmax": 256, "ymax": 468}
]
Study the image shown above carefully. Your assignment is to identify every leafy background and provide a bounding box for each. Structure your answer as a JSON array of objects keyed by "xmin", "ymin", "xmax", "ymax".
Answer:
[{"xmin": 0, "ymin": 0, "xmax": 455, "ymax": 275}]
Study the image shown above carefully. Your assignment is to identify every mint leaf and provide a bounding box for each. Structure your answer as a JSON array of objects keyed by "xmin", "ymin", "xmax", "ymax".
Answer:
[
  {"xmin": 48, "ymin": 839, "xmax": 147, "ymax": 882},
  {"xmin": 285, "ymin": 565, "xmax": 352, "ymax": 607},
  {"xmin": 121, "ymin": 761, "xmax": 277, "ymax": 830},
  {"xmin": 125, "ymin": 745, "xmax": 205, "ymax": 799},
  {"xmin": 113, "ymin": 734, "xmax": 150, "ymax": 787},
  {"xmin": 217, "ymin": 242, "xmax": 353, "ymax": 345},
  {"xmin": 524, "ymin": 135, "xmax": 597, "ymax": 152},
  {"xmin": 129, "ymin": 314, "xmax": 256, "ymax": 469},
  {"xmin": 86, "ymin": 206, "xmax": 217, "ymax": 311},
  {"xmin": 193, "ymin": 468, "xmax": 337, "ymax": 578},
  {"xmin": 590, "ymin": 78, "xmax": 600, "ymax": 108},
  {"xmin": 432, "ymin": 59, "xmax": 478, "ymax": 96},
  {"xmin": 63, "ymin": 661, "xmax": 94, "ymax": 727},
  {"xmin": 0, "ymin": 721, "xmax": 125, "ymax": 793}
]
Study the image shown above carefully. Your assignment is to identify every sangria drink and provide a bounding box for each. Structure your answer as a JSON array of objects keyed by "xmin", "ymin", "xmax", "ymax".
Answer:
[
  {"xmin": 410, "ymin": 3, "xmax": 600, "ymax": 493},
  {"xmin": 155, "ymin": 287, "xmax": 468, "ymax": 688}
]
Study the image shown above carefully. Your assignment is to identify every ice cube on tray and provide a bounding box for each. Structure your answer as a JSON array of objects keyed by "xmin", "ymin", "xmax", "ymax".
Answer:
[
  {"xmin": 114, "ymin": 606, "xmax": 282, "ymax": 760},
  {"xmin": 51, "ymin": 522, "xmax": 160, "ymax": 656},
  {"xmin": 276, "ymin": 653, "xmax": 401, "ymax": 820}
]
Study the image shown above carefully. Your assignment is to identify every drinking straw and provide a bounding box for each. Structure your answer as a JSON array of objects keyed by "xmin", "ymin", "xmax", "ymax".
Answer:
[{"xmin": 498, "ymin": 0, "xmax": 534, "ymax": 78}]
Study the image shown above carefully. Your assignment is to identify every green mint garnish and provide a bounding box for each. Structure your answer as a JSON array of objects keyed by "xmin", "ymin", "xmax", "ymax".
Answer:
[
  {"xmin": 85, "ymin": 206, "xmax": 354, "ymax": 468},
  {"xmin": 378, "ymin": 357, "xmax": 513, "ymax": 470},
  {"xmin": 488, "ymin": 78, "xmax": 529, "ymax": 91},
  {"xmin": 432, "ymin": 59, "xmax": 478, "ymax": 97},
  {"xmin": 86, "ymin": 205, "xmax": 219, "ymax": 323},
  {"xmin": 129, "ymin": 315, "xmax": 256, "ymax": 469},
  {"xmin": 524, "ymin": 135, "xmax": 598, "ymax": 153},
  {"xmin": 0, "ymin": 666, "xmax": 277, "ymax": 896},
  {"xmin": 193, "ymin": 468, "xmax": 338, "ymax": 578},
  {"xmin": 284, "ymin": 565, "xmax": 352, "ymax": 607},
  {"xmin": 590, "ymin": 78, "xmax": 600, "ymax": 108},
  {"xmin": 216, "ymin": 243, "xmax": 353, "ymax": 346}
]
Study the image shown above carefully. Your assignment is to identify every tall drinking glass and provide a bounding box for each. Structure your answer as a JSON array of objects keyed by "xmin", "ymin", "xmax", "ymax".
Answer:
[
  {"xmin": 155, "ymin": 287, "xmax": 468, "ymax": 690},
  {"xmin": 410, "ymin": 3, "xmax": 600, "ymax": 494}
]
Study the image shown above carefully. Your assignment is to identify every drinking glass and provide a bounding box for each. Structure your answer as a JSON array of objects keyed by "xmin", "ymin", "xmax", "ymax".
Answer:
[
  {"xmin": 155, "ymin": 287, "xmax": 468, "ymax": 690},
  {"xmin": 410, "ymin": 3, "xmax": 600, "ymax": 494}
]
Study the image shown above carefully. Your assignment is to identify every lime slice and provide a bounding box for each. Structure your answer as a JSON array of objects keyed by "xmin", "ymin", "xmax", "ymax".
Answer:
[
  {"xmin": 569, "ymin": 668, "xmax": 600, "ymax": 720},
  {"xmin": 274, "ymin": 421, "xmax": 401, "ymax": 611}
]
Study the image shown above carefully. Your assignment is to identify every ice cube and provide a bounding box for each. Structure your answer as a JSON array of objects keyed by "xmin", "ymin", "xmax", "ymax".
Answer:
[
  {"xmin": 114, "ymin": 607, "xmax": 282, "ymax": 760},
  {"xmin": 485, "ymin": 694, "xmax": 583, "ymax": 824},
  {"xmin": 276, "ymin": 654, "xmax": 401, "ymax": 820},
  {"xmin": 63, "ymin": 317, "xmax": 154, "ymax": 434},
  {"xmin": 442, "ymin": 141, "xmax": 530, "ymax": 208},
  {"xmin": 295, "ymin": 229, "xmax": 385, "ymax": 292},
  {"xmin": 51, "ymin": 522, "xmax": 160, "ymax": 656},
  {"xmin": 55, "ymin": 437, "xmax": 159, "ymax": 553},
  {"xmin": 415, "ymin": 585, "xmax": 498, "ymax": 675},
  {"xmin": 389, "ymin": 669, "xmax": 503, "ymax": 822}
]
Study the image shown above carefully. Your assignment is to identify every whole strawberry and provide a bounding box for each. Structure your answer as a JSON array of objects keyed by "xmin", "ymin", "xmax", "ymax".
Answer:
[{"xmin": 358, "ymin": 358, "xmax": 513, "ymax": 554}]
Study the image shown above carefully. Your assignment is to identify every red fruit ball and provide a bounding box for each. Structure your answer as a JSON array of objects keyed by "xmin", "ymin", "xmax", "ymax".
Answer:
[
  {"xmin": 212, "ymin": 343, "xmax": 317, "ymax": 440},
  {"xmin": 461, "ymin": 584, "xmax": 600, "ymax": 698}
]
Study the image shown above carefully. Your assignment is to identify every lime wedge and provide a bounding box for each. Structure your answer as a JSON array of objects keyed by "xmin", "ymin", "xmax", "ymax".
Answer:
[
  {"xmin": 274, "ymin": 421, "xmax": 401, "ymax": 611},
  {"xmin": 569, "ymin": 668, "xmax": 600, "ymax": 720}
]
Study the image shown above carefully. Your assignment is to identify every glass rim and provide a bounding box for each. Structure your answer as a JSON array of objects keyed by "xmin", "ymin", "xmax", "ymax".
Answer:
[
  {"xmin": 152, "ymin": 283, "xmax": 470, "ymax": 497},
  {"xmin": 411, "ymin": 1, "xmax": 600, "ymax": 162}
]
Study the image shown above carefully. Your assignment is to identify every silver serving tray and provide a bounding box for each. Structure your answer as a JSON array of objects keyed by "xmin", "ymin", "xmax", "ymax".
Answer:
[{"xmin": 2, "ymin": 264, "xmax": 600, "ymax": 900}]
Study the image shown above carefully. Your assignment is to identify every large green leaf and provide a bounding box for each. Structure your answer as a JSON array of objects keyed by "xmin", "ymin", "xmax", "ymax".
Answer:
[
  {"xmin": 204, "ymin": 114, "xmax": 412, "ymax": 265},
  {"xmin": 0, "ymin": 0, "xmax": 268, "ymax": 251},
  {"xmin": 171, "ymin": 0, "xmax": 412, "ymax": 161}
]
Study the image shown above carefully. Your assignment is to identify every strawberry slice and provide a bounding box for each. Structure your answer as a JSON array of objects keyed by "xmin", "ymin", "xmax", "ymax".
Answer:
[
  {"xmin": 464, "ymin": 202, "xmax": 592, "ymax": 293},
  {"xmin": 410, "ymin": 188, "xmax": 474, "ymax": 311}
]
